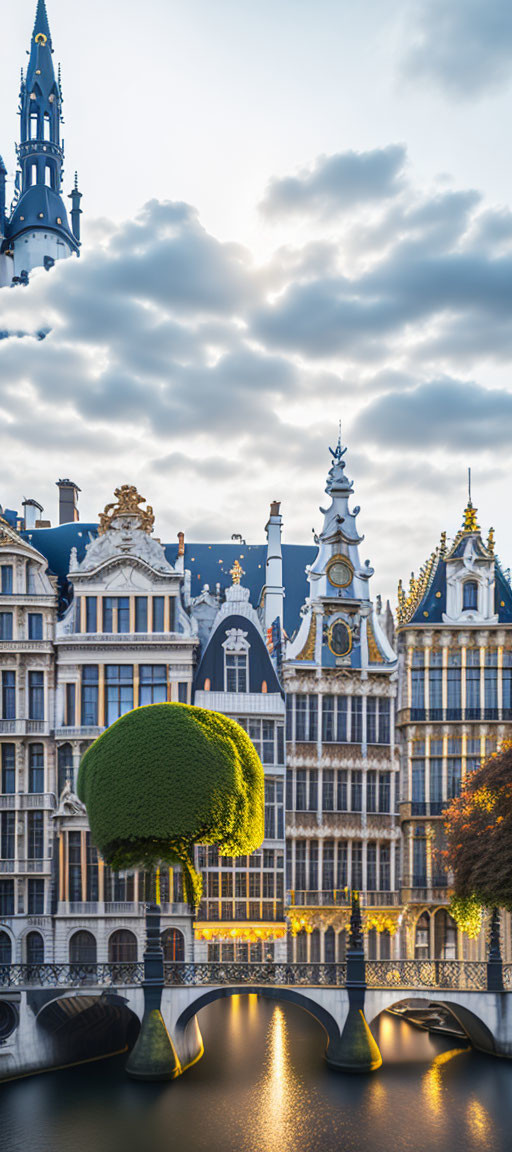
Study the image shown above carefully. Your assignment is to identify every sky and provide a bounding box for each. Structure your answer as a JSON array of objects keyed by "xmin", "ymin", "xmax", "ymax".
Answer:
[{"xmin": 1, "ymin": 0, "xmax": 512, "ymax": 604}]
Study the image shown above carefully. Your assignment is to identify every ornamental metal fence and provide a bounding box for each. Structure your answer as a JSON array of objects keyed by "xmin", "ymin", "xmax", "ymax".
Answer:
[{"xmin": 365, "ymin": 960, "xmax": 487, "ymax": 991}]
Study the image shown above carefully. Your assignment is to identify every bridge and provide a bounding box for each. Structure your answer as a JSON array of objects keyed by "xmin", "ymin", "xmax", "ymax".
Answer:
[{"xmin": 2, "ymin": 955, "xmax": 512, "ymax": 1083}]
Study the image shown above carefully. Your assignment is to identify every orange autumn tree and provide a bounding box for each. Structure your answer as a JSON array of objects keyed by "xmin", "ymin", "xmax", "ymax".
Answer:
[{"xmin": 443, "ymin": 742, "xmax": 512, "ymax": 937}]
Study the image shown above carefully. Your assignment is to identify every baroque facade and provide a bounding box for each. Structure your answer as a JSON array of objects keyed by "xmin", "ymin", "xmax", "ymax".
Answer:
[{"xmin": 2, "ymin": 448, "xmax": 512, "ymax": 966}]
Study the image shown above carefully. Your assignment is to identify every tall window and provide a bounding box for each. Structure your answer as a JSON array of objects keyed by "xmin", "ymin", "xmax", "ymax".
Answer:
[
  {"xmin": 103, "ymin": 597, "xmax": 129, "ymax": 633},
  {"xmin": 81, "ymin": 666, "xmax": 99, "ymax": 725},
  {"xmin": 0, "ymin": 812, "xmax": 15, "ymax": 859},
  {"xmin": 351, "ymin": 842, "xmax": 363, "ymax": 889},
  {"xmin": 105, "ymin": 665, "xmax": 133, "ymax": 725},
  {"xmin": 485, "ymin": 651, "xmax": 498, "ymax": 718},
  {"xmin": 411, "ymin": 650, "xmax": 425, "ymax": 716},
  {"xmin": 321, "ymin": 695, "xmax": 348, "ymax": 742},
  {"xmin": 367, "ymin": 842, "xmax": 377, "ymax": 890},
  {"xmin": 378, "ymin": 772, "xmax": 391, "ymax": 813},
  {"xmin": 29, "ymin": 112, "xmax": 38, "ymax": 139},
  {"xmin": 109, "ymin": 929, "xmax": 138, "ymax": 962},
  {"xmin": 58, "ymin": 743, "xmax": 73, "ymax": 793},
  {"xmin": 411, "ymin": 741, "xmax": 425, "ymax": 810},
  {"xmin": 27, "ymin": 879, "xmax": 45, "ymax": 915},
  {"xmin": 28, "ymin": 744, "xmax": 44, "ymax": 793},
  {"xmin": 379, "ymin": 844, "xmax": 390, "ymax": 890},
  {"xmin": 264, "ymin": 779, "xmax": 284, "ymax": 839},
  {"xmin": 86, "ymin": 833, "xmax": 99, "ymax": 901},
  {"xmin": 1, "ymin": 745, "xmax": 15, "ymax": 794},
  {"xmin": 28, "ymin": 613, "xmax": 43, "ymax": 640},
  {"xmin": 70, "ymin": 930, "xmax": 97, "ymax": 964},
  {"xmin": 463, "ymin": 581, "xmax": 478, "ymax": 611},
  {"xmin": 26, "ymin": 932, "xmax": 44, "ymax": 963},
  {"xmin": 378, "ymin": 699, "xmax": 390, "ymax": 744},
  {"xmin": 447, "ymin": 651, "xmax": 461, "ymax": 718},
  {"xmin": 413, "ymin": 832, "xmax": 427, "ymax": 886},
  {"xmin": 322, "ymin": 769, "xmax": 335, "ymax": 811},
  {"xmin": 323, "ymin": 841, "xmax": 335, "ymax": 889},
  {"xmin": 367, "ymin": 771, "xmax": 377, "ymax": 813},
  {"xmin": 466, "ymin": 650, "xmax": 480, "ymax": 718},
  {"xmin": 43, "ymin": 112, "xmax": 51, "ymax": 141},
  {"xmin": 45, "ymin": 164, "xmax": 52, "ymax": 188},
  {"xmin": 429, "ymin": 651, "xmax": 443, "ymax": 718},
  {"xmin": 68, "ymin": 831, "xmax": 82, "ymax": 901},
  {"xmin": 85, "ymin": 598, "xmax": 97, "ymax": 633},
  {"xmin": 430, "ymin": 739, "xmax": 443, "ymax": 811},
  {"xmin": 503, "ymin": 651, "xmax": 512, "ymax": 714},
  {"xmin": 0, "ymin": 930, "xmax": 11, "ymax": 963},
  {"xmin": 0, "ymin": 613, "xmax": 13, "ymax": 641},
  {"xmin": 366, "ymin": 698, "xmax": 377, "ymax": 744},
  {"xmin": 0, "ymin": 879, "xmax": 14, "ymax": 916},
  {"xmin": 135, "ymin": 597, "xmax": 148, "ymax": 633},
  {"xmin": 178, "ymin": 682, "xmax": 188, "ymax": 703},
  {"xmin": 65, "ymin": 683, "xmax": 76, "ymax": 726},
  {"xmin": 225, "ymin": 653, "xmax": 247, "ymax": 693},
  {"xmin": 152, "ymin": 597, "xmax": 165, "ymax": 632},
  {"xmin": 28, "ymin": 671, "xmax": 44, "ymax": 720},
  {"xmin": 139, "ymin": 665, "xmax": 167, "ymax": 705},
  {"xmin": 241, "ymin": 719, "xmax": 281, "ymax": 765},
  {"xmin": 27, "ymin": 812, "xmax": 44, "ymax": 860},
  {"xmin": 352, "ymin": 697, "xmax": 363, "ymax": 743},
  {"xmin": 447, "ymin": 738, "xmax": 462, "ymax": 799},
  {"xmin": 351, "ymin": 770, "xmax": 362, "ymax": 812},
  {"xmin": 2, "ymin": 671, "xmax": 15, "ymax": 719},
  {"xmin": 1, "ymin": 566, "xmax": 13, "ymax": 594},
  {"xmin": 117, "ymin": 598, "xmax": 130, "ymax": 633}
]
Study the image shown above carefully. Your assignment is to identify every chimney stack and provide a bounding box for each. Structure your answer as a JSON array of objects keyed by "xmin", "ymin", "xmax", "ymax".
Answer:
[
  {"xmin": 56, "ymin": 479, "xmax": 80, "ymax": 524},
  {"xmin": 22, "ymin": 498, "xmax": 44, "ymax": 530}
]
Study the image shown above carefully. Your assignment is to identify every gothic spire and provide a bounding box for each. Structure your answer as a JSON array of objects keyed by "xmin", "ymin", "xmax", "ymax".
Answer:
[{"xmin": 32, "ymin": 0, "xmax": 52, "ymax": 48}]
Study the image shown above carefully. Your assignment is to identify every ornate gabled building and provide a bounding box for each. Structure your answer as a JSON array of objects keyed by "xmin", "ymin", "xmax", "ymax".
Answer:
[
  {"xmin": 0, "ymin": 515, "xmax": 58, "ymax": 964},
  {"xmin": 284, "ymin": 435, "xmax": 401, "ymax": 961},
  {"xmin": 0, "ymin": 0, "xmax": 81, "ymax": 286},
  {"xmin": 192, "ymin": 547, "xmax": 287, "ymax": 962},
  {"xmin": 396, "ymin": 496, "xmax": 512, "ymax": 961}
]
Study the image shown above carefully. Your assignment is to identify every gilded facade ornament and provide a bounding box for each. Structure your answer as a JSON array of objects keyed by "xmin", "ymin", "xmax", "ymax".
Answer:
[
  {"xmin": 296, "ymin": 612, "xmax": 317, "ymax": 661},
  {"xmin": 367, "ymin": 620, "xmax": 384, "ymax": 664},
  {"xmin": 230, "ymin": 559, "xmax": 244, "ymax": 585},
  {"xmin": 98, "ymin": 485, "xmax": 155, "ymax": 536}
]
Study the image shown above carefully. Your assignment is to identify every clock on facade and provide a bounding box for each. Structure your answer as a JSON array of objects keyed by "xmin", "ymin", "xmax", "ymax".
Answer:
[
  {"xmin": 328, "ymin": 619, "xmax": 352, "ymax": 656},
  {"xmin": 327, "ymin": 556, "xmax": 353, "ymax": 589}
]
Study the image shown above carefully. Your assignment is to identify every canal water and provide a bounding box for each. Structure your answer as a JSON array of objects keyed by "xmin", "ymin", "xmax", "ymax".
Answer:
[{"xmin": 1, "ymin": 997, "xmax": 511, "ymax": 1152}]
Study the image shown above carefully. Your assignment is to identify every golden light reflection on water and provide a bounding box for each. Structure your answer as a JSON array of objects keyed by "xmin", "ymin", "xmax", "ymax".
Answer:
[
  {"xmin": 422, "ymin": 1048, "xmax": 467, "ymax": 1117},
  {"xmin": 467, "ymin": 1098, "xmax": 493, "ymax": 1144},
  {"xmin": 243, "ymin": 1005, "xmax": 307, "ymax": 1152}
]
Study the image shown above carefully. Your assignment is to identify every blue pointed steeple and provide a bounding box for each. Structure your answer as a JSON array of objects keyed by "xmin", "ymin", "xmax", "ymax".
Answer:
[{"xmin": 3, "ymin": 0, "xmax": 80, "ymax": 280}]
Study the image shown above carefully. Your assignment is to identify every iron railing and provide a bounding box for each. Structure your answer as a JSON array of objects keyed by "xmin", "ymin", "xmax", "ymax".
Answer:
[
  {"xmin": 0, "ymin": 959, "xmax": 498, "ymax": 991},
  {"xmin": 288, "ymin": 890, "xmax": 400, "ymax": 908}
]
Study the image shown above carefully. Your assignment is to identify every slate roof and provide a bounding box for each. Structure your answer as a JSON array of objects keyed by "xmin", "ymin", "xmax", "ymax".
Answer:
[{"xmin": 22, "ymin": 523, "xmax": 316, "ymax": 637}]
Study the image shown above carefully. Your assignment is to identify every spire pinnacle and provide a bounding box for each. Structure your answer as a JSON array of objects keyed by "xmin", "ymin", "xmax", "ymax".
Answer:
[
  {"xmin": 230, "ymin": 559, "xmax": 244, "ymax": 585},
  {"xmin": 33, "ymin": 0, "xmax": 52, "ymax": 48},
  {"xmin": 462, "ymin": 499, "xmax": 479, "ymax": 533}
]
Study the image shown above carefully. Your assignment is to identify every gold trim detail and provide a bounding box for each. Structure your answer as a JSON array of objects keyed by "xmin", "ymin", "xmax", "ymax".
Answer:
[
  {"xmin": 296, "ymin": 613, "xmax": 317, "ymax": 661},
  {"xmin": 98, "ymin": 485, "xmax": 155, "ymax": 536},
  {"xmin": 327, "ymin": 554, "xmax": 354, "ymax": 589},
  {"xmin": 194, "ymin": 924, "xmax": 286, "ymax": 942},
  {"xmin": 327, "ymin": 619, "xmax": 352, "ymax": 657},
  {"xmin": 367, "ymin": 620, "xmax": 384, "ymax": 664}
]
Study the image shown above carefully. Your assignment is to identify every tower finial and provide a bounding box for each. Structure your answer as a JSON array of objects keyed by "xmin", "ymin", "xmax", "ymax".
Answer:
[{"xmin": 468, "ymin": 466, "xmax": 471, "ymax": 504}]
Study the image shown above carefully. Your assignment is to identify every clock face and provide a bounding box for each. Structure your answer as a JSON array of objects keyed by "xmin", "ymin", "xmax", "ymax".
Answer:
[
  {"xmin": 328, "ymin": 620, "xmax": 352, "ymax": 657},
  {"xmin": 327, "ymin": 557, "xmax": 353, "ymax": 589}
]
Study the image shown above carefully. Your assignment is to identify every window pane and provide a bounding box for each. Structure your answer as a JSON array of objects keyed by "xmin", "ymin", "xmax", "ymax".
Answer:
[
  {"xmin": 103, "ymin": 598, "xmax": 113, "ymax": 633},
  {"xmin": 0, "ymin": 613, "xmax": 13, "ymax": 641},
  {"xmin": 1, "ymin": 745, "xmax": 15, "ymax": 794},
  {"xmin": 81, "ymin": 666, "xmax": 98, "ymax": 725},
  {"xmin": 1, "ymin": 566, "xmax": 13, "ymax": 594},
  {"xmin": 153, "ymin": 597, "xmax": 165, "ymax": 632},
  {"xmin": 2, "ymin": 671, "xmax": 15, "ymax": 719},
  {"xmin": 117, "ymin": 598, "xmax": 130, "ymax": 633},
  {"xmin": 28, "ymin": 671, "xmax": 44, "ymax": 721},
  {"xmin": 85, "ymin": 598, "xmax": 97, "ymax": 633},
  {"xmin": 135, "ymin": 597, "xmax": 148, "ymax": 633},
  {"xmin": 28, "ymin": 744, "xmax": 44, "ymax": 793}
]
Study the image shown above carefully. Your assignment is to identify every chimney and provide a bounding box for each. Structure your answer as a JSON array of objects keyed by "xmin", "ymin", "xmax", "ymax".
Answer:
[
  {"xmin": 22, "ymin": 498, "xmax": 44, "ymax": 530},
  {"xmin": 56, "ymin": 479, "xmax": 81, "ymax": 524},
  {"xmin": 264, "ymin": 500, "xmax": 284, "ymax": 631}
]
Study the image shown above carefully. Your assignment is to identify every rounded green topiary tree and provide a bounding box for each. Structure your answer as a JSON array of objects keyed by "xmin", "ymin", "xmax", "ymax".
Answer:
[{"xmin": 77, "ymin": 702, "xmax": 265, "ymax": 909}]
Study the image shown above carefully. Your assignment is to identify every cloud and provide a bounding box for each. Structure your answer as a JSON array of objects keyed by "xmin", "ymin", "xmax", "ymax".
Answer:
[
  {"xmin": 1, "ymin": 149, "xmax": 511, "ymax": 605},
  {"xmin": 403, "ymin": 0, "xmax": 512, "ymax": 97},
  {"xmin": 260, "ymin": 145, "xmax": 407, "ymax": 219}
]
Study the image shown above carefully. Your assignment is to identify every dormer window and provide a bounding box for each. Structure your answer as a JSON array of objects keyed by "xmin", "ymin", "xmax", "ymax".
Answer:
[
  {"xmin": 223, "ymin": 628, "xmax": 250, "ymax": 693},
  {"xmin": 463, "ymin": 580, "xmax": 478, "ymax": 611}
]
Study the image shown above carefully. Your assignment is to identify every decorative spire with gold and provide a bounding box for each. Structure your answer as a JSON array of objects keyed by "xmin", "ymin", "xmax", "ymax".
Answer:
[
  {"xmin": 230, "ymin": 559, "xmax": 245, "ymax": 585},
  {"xmin": 98, "ymin": 485, "xmax": 155, "ymax": 536}
]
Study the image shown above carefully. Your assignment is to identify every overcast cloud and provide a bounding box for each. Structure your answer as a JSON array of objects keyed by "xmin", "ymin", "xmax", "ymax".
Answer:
[{"xmin": 1, "ymin": 127, "xmax": 511, "ymax": 606}]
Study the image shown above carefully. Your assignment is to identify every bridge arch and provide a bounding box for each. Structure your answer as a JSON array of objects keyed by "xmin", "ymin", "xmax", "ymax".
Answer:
[
  {"xmin": 367, "ymin": 994, "xmax": 496, "ymax": 1055},
  {"xmin": 36, "ymin": 991, "xmax": 140, "ymax": 1063},
  {"xmin": 174, "ymin": 984, "xmax": 342, "ymax": 1055}
]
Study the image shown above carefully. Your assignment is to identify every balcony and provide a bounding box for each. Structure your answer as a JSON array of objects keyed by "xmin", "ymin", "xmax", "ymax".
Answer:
[
  {"xmin": 55, "ymin": 725, "xmax": 103, "ymax": 739},
  {"xmin": 0, "ymin": 858, "xmax": 52, "ymax": 874},
  {"xmin": 400, "ymin": 800, "xmax": 449, "ymax": 818},
  {"xmin": 59, "ymin": 900, "xmax": 191, "ymax": 916},
  {"xmin": 0, "ymin": 719, "xmax": 50, "ymax": 736},
  {"xmin": 401, "ymin": 875, "xmax": 450, "ymax": 903},
  {"xmin": 287, "ymin": 890, "xmax": 401, "ymax": 908},
  {"xmin": 399, "ymin": 707, "xmax": 512, "ymax": 724}
]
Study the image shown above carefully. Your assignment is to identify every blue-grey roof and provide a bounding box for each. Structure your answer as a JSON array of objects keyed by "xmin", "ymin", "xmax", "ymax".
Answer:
[
  {"xmin": 7, "ymin": 186, "xmax": 77, "ymax": 249},
  {"xmin": 408, "ymin": 552, "xmax": 512, "ymax": 625},
  {"xmin": 22, "ymin": 523, "xmax": 315, "ymax": 636}
]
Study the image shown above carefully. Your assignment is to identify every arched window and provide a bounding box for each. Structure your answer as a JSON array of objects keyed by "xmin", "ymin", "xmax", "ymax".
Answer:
[
  {"xmin": 380, "ymin": 929, "xmax": 391, "ymax": 960},
  {"xmin": 28, "ymin": 744, "xmax": 44, "ymax": 793},
  {"xmin": 434, "ymin": 910, "xmax": 457, "ymax": 960},
  {"xmin": 310, "ymin": 927, "xmax": 321, "ymax": 962},
  {"xmin": 296, "ymin": 931, "xmax": 308, "ymax": 963},
  {"xmin": 58, "ymin": 743, "xmax": 73, "ymax": 794},
  {"xmin": 43, "ymin": 112, "xmax": 51, "ymax": 141},
  {"xmin": 69, "ymin": 931, "xmax": 97, "ymax": 965},
  {"xmin": 0, "ymin": 930, "xmax": 12, "ymax": 963},
  {"xmin": 108, "ymin": 929, "xmax": 137, "ymax": 963},
  {"xmin": 336, "ymin": 929, "xmax": 346, "ymax": 962},
  {"xmin": 324, "ymin": 925, "xmax": 335, "ymax": 963},
  {"xmin": 414, "ymin": 912, "xmax": 430, "ymax": 960},
  {"xmin": 161, "ymin": 928, "xmax": 185, "ymax": 962},
  {"xmin": 367, "ymin": 927, "xmax": 378, "ymax": 960},
  {"xmin": 29, "ymin": 112, "xmax": 38, "ymax": 140},
  {"xmin": 463, "ymin": 581, "xmax": 478, "ymax": 611},
  {"xmin": 26, "ymin": 931, "xmax": 44, "ymax": 964}
]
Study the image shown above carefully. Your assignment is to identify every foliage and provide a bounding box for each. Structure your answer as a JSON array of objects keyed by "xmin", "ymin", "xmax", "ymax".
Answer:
[
  {"xmin": 77, "ymin": 703, "xmax": 264, "ymax": 908},
  {"xmin": 443, "ymin": 741, "xmax": 512, "ymax": 912},
  {"xmin": 448, "ymin": 894, "xmax": 483, "ymax": 939}
]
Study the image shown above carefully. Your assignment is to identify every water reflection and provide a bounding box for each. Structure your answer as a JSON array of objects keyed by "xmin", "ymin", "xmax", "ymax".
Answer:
[{"xmin": 1, "ymin": 999, "xmax": 512, "ymax": 1152}]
